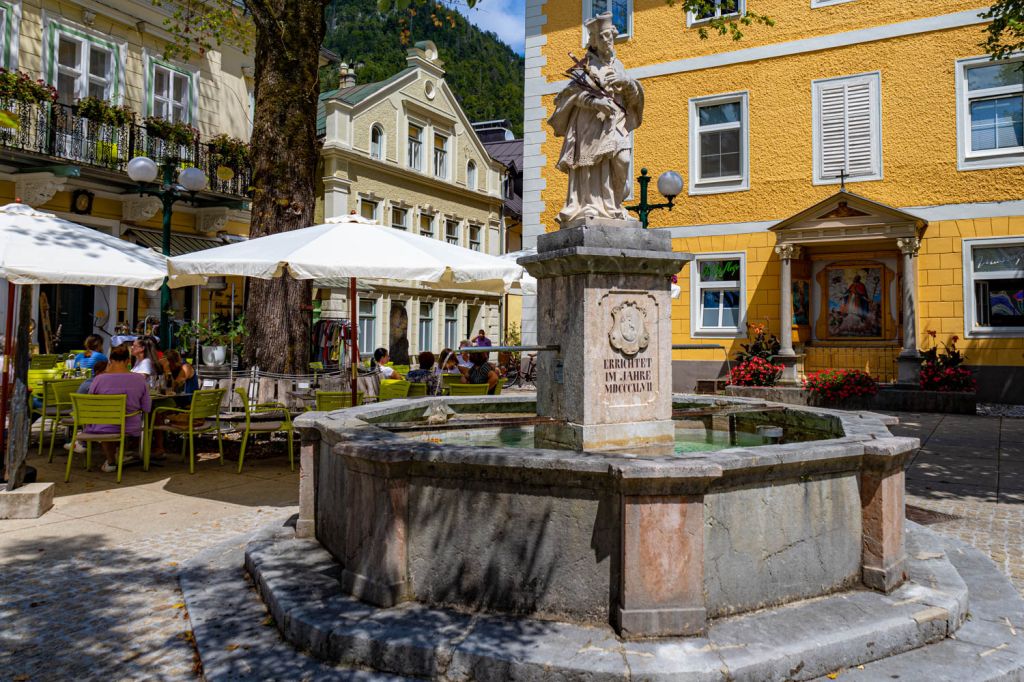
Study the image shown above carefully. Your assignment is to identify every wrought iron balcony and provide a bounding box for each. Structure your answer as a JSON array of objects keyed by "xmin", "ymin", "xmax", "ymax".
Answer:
[{"xmin": 0, "ymin": 99, "xmax": 252, "ymax": 199}]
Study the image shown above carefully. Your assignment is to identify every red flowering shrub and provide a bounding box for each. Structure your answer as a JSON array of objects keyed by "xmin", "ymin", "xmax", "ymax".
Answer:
[
  {"xmin": 802, "ymin": 369, "xmax": 879, "ymax": 403},
  {"xmin": 919, "ymin": 332, "xmax": 976, "ymax": 392},
  {"xmin": 729, "ymin": 356, "xmax": 783, "ymax": 387}
]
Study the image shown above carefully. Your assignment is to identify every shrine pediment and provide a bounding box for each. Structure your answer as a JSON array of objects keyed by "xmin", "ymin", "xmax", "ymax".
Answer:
[{"xmin": 771, "ymin": 190, "xmax": 926, "ymax": 244}]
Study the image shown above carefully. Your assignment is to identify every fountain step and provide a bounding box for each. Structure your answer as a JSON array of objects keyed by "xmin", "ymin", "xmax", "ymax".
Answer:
[{"xmin": 223, "ymin": 521, "xmax": 1018, "ymax": 681}]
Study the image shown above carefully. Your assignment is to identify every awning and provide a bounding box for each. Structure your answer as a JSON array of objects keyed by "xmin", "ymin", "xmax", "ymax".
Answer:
[{"xmin": 126, "ymin": 227, "xmax": 241, "ymax": 257}]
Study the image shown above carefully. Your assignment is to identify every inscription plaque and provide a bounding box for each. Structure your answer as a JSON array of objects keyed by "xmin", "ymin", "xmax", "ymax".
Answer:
[{"xmin": 599, "ymin": 292, "xmax": 659, "ymax": 410}]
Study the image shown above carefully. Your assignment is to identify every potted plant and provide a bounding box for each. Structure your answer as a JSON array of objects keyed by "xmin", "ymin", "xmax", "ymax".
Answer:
[
  {"xmin": 208, "ymin": 133, "xmax": 249, "ymax": 181},
  {"xmin": 76, "ymin": 96, "xmax": 134, "ymax": 127},
  {"xmin": 181, "ymin": 314, "xmax": 246, "ymax": 366},
  {"xmin": 0, "ymin": 69, "xmax": 58, "ymax": 105},
  {"xmin": 919, "ymin": 331, "xmax": 976, "ymax": 393},
  {"xmin": 143, "ymin": 116, "xmax": 199, "ymax": 147}
]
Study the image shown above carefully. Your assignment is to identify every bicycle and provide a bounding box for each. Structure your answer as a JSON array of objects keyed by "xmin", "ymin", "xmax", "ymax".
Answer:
[{"xmin": 503, "ymin": 352, "xmax": 537, "ymax": 389}]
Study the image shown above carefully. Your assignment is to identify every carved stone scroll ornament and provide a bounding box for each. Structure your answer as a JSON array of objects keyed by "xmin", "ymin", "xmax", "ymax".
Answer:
[
  {"xmin": 14, "ymin": 177, "xmax": 67, "ymax": 207},
  {"xmin": 122, "ymin": 196, "xmax": 162, "ymax": 222},
  {"xmin": 896, "ymin": 237, "xmax": 921, "ymax": 258},
  {"xmin": 609, "ymin": 301, "xmax": 649, "ymax": 356}
]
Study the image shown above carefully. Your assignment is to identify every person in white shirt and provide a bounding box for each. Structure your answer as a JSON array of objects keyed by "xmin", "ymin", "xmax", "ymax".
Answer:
[
  {"xmin": 130, "ymin": 336, "xmax": 161, "ymax": 387},
  {"xmin": 371, "ymin": 347, "xmax": 404, "ymax": 380}
]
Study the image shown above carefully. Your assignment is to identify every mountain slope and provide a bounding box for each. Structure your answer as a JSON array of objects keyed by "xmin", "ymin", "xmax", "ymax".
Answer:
[{"xmin": 322, "ymin": 0, "xmax": 525, "ymax": 136}]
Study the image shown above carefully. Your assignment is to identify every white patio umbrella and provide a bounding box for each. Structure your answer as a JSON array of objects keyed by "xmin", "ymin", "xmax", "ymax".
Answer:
[
  {"xmin": 168, "ymin": 214, "xmax": 524, "ymax": 405},
  {"xmin": 0, "ymin": 202, "xmax": 197, "ymax": 488}
]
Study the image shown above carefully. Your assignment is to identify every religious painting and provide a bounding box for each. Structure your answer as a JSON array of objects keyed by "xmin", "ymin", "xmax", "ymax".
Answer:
[
  {"xmin": 792, "ymin": 280, "xmax": 810, "ymax": 326},
  {"xmin": 826, "ymin": 265, "xmax": 884, "ymax": 338}
]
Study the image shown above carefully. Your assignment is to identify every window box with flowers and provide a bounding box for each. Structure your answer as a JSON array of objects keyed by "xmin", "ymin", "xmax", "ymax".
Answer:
[
  {"xmin": 0, "ymin": 69, "xmax": 58, "ymax": 135},
  {"xmin": 728, "ymin": 323, "xmax": 783, "ymax": 387},
  {"xmin": 76, "ymin": 97, "xmax": 134, "ymax": 168},
  {"xmin": 207, "ymin": 133, "xmax": 249, "ymax": 182},
  {"xmin": 919, "ymin": 331, "xmax": 977, "ymax": 393},
  {"xmin": 143, "ymin": 115, "xmax": 198, "ymax": 148},
  {"xmin": 802, "ymin": 369, "xmax": 880, "ymax": 406}
]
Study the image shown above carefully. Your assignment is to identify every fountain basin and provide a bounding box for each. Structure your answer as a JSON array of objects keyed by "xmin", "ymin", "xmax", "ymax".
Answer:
[{"xmin": 296, "ymin": 395, "xmax": 915, "ymax": 638}]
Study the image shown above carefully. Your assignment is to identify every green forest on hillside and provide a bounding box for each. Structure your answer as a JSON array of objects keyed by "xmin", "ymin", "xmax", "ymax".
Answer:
[{"xmin": 321, "ymin": 0, "xmax": 524, "ymax": 136}]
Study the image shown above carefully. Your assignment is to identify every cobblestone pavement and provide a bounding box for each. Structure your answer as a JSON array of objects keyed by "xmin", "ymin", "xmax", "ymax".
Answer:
[
  {"xmin": 0, "ymin": 451, "xmax": 298, "ymax": 681},
  {"xmin": 891, "ymin": 411, "xmax": 1024, "ymax": 592}
]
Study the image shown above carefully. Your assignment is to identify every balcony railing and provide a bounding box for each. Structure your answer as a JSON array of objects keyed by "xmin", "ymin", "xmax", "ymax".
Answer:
[{"xmin": 0, "ymin": 99, "xmax": 252, "ymax": 198}]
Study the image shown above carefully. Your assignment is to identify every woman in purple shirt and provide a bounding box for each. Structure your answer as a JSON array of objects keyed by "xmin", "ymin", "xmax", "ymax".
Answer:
[{"xmin": 86, "ymin": 345, "xmax": 151, "ymax": 472}]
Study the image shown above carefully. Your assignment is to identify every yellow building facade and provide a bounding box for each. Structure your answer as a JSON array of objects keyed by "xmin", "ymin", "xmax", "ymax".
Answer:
[
  {"xmin": 0, "ymin": 0, "xmax": 252, "ymax": 352},
  {"xmin": 524, "ymin": 0, "xmax": 1024, "ymax": 402}
]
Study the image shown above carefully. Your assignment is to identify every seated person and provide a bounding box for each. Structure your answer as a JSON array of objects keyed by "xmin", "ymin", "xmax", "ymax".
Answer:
[
  {"xmin": 457, "ymin": 341, "xmax": 474, "ymax": 370},
  {"xmin": 74, "ymin": 334, "xmax": 108, "ymax": 371},
  {"xmin": 162, "ymin": 350, "xmax": 199, "ymax": 396},
  {"xmin": 406, "ymin": 351, "xmax": 438, "ymax": 394},
  {"xmin": 463, "ymin": 351, "xmax": 499, "ymax": 395},
  {"xmin": 65, "ymin": 360, "xmax": 107, "ymax": 454},
  {"xmin": 130, "ymin": 336, "xmax": 161, "ymax": 388},
  {"xmin": 371, "ymin": 348, "xmax": 403, "ymax": 380},
  {"xmin": 437, "ymin": 348, "xmax": 461, "ymax": 375},
  {"xmin": 83, "ymin": 346, "xmax": 151, "ymax": 472}
]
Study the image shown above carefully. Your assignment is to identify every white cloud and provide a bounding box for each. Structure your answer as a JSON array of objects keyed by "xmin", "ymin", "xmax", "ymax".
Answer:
[{"xmin": 459, "ymin": 0, "xmax": 525, "ymax": 55}]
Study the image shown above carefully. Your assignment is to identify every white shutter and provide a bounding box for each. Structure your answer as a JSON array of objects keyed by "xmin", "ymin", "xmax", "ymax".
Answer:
[{"xmin": 814, "ymin": 73, "xmax": 881, "ymax": 183}]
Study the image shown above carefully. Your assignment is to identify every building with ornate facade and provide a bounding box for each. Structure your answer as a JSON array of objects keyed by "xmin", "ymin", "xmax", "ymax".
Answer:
[
  {"xmin": 316, "ymin": 42, "xmax": 507, "ymax": 363},
  {"xmin": 525, "ymin": 1, "xmax": 1024, "ymax": 402}
]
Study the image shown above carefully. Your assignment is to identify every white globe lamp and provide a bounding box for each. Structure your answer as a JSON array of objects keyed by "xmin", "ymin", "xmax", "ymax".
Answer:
[
  {"xmin": 657, "ymin": 170, "xmax": 684, "ymax": 201},
  {"xmin": 126, "ymin": 156, "xmax": 159, "ymax": 184},
  {"xmin": 178, "ymin": 167, "xmax": 208, "ymax": 192}
]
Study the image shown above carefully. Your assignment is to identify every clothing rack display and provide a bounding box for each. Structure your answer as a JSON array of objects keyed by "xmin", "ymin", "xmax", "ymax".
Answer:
[{"xmin": 310, "ymin": 319, "xmax": 352, "ymax": 368}]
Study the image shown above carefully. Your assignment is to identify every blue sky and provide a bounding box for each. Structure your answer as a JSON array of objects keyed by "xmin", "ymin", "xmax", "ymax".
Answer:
[{"xmin": 459, "ymin": 0, "xmax": 526, "ymax": 55}]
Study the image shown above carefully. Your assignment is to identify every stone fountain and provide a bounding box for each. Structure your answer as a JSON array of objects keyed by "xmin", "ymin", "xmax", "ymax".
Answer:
[{"xmin": 229, "ymin": 13, "xmax": 1024, "ymax": 680}]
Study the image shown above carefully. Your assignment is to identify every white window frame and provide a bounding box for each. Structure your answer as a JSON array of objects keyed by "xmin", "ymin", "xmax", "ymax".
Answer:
[
  {"xmin": 468, "ymin": 223, "xmax": 482, "ymax": 251},
  {"xmin": 811, "ymin": 71, "xmax": 883, "ymax": 185},
  {"xmin": 433, "ymin": 131, "xmax": 449, "ymax": 179},
  {"xmin": 418, "ymin": 302, "xmax": 434, "ymax": 352},
  {"xmin": 689, "ymin": 252, "xmax": 746, "ymax": 338},
  {"xmin": 466, "ymin": 160, "xmax": 477, "ymax": 190},
  {"xmin": 45, "ymin": 18, "xmax": 125, "ymax": 104},
  {"xmin": 811, "ymin": 0, "xmax": 856, "ymax": 7},
  {"xmin": 445, "ymin": 218, "xmax": 461, "ymax": 246},
  {"xmin": 407, "ymin": 120, "xmax": 424, "ymax": 171},
  {"xmin": 370, "ymin": 123, "xmax": 384, "ymax": 160},
  {"xmin": 582, "ymin": 0, "xmax": 632, "ymax": 41},
  {"xmin": 358, "ymin": 298, "xmax": 377, "ymax": 354},
  {"xmin": 359, "ymin": 198, "xmax": 379, "ymax": 222},
  {"xmin": 956, "ymin": 54, "xmax": 1024, "ymax": 171},
  {"xmin": 390, "ymin": 205, "xmax": 408, "ymax": 230},
  {"xmin": 962, "ymin": 236, "xmax": 1024, "ymax": 338},
  {"xmin": 688, "ymin": 91, "xmax": 749, "ymax": 195},
  {"xmin": 687, "ymin": 0, "xmax": 743, "ymax": 27},
  {"xmin": 418, "ymin": 211, "xmax": 435, "ymax": 238},
  {"xmin": 145, "ymin": 56, "xmax": 197, "ymax": 124},
  {"xmin": 0, "ymin": 1, "xmax": 22, "ymax": 71},
  {"xmin": 444, "ymin": 303, "xmax": 460, "ymax": 350}
]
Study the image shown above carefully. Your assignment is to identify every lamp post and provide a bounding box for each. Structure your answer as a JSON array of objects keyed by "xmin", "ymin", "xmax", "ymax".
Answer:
[
  {"xmin": 127, "ymin": 156, "xmax": 208, "ymax": 350},
  {"xmin": 625, "ymin": 167, "xmax": 684, "ymax": 229}
]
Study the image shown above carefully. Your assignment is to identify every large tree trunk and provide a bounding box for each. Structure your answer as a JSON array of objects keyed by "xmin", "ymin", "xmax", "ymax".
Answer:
[
  {"xmin": 243, "ymin": 0, "xmax": 328, "ymax": 373},
  {"xmin": 3, "ymin": 285, "xmax": 31, "ymax": 490}
]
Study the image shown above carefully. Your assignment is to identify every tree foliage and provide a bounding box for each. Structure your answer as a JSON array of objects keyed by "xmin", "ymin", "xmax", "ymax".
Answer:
[
  {"xmin": 323, "ymin": 0, "xmax": 524, "ymax": 136},
  {"xmin": 665, "ymin": 0, "xmax": 774, "ymax": 41},
  {"xmin": 982, "ymin": 0, "xmax": 1024, "ymax": 60}
]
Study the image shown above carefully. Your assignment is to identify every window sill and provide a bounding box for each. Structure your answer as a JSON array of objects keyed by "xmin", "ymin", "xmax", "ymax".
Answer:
[
  {"xmin": 689, "ymin": 179, "xmax": 749, "ymax": 196},
  {"xmin": 813, "ymin": 172, "xmax": 882, "ymax": 186},
  {"xmin": 958, "ymin": 153, "xmax": 1024, "ymax": 172},
  {"xmin": 965, "ymin": 328, "xmax": 1024, "ymax": 339},
  {"xmin": 691, "ymin": 328, "xmax": 744, "ymax": 339},
  {"xmin": 686, "ymin": 13, "xmax": 740, "ymax": 28}
]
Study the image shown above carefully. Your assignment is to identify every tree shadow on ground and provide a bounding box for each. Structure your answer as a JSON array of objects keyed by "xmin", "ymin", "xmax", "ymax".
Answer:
[{"xmin": 0, "ymin": 534, "xmax": 200, "ymax": 680}]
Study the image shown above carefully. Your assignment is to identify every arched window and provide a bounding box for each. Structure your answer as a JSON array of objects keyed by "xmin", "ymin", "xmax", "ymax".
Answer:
[
  {"xmin": 466, "ymin": 160, "xmax": 477, "ymax": 190},
  {"xmin": 370, "ymin": 124, "xmax": 384, "ymax": 160}
]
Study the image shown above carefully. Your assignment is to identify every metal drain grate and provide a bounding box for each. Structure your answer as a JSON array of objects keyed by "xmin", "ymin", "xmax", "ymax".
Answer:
[{"xmin": 905, "ymin": 504, "xmax": 961, "ymax": 525}]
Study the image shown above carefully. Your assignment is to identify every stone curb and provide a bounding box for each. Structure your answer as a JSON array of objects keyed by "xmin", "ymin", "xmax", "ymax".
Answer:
[{"xmin": 243, "ymin": 522, "xmax": 973, "ymax": 681}]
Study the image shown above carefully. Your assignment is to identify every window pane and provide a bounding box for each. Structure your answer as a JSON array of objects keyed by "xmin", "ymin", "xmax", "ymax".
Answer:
[
  {"xmin": 700, "ymin": 129, "xmax": 741, "ymax": 179},
  {"xmin": 973, "ymin": 245, "xmax": 1024, "ymax": 273},
  {"xmin": 57, "ymin": 73, "xmax": 76, "ymax": 105},
  {"xmin": 58, "ymin": 37, "xmax": 78, "ymax": 68},
  {"xmin": 419, "ymin": 214, "xmax": 433, "ymax": 235},
  {"xmin": 590, "ymin": 0, "xmax": 629, "ymax": 34},
  {"xmin": 89, "ymin": 47, "xmax": 109, "ymax": 78},
  {"xmin": 967, "ymin": 63, "xmax": 1024, "ymax": 91},
  {"xmin": 698, "ymin": 259, "xmax": 741, "ymax": 282},
  {"xmin": 722, "ymin": 289, "xmax": 740, "ymax": 327},
  {"xmin": 172, "ymin": 74, "xmax": 186, "ymax": 101},
  {"xmin": 982, "ymin": 278, "xmax": 1024, "ymax": 327},
  {"xmin": 971, "ymin": 96, "xmax": 1024, "ymax": 151},
  {"xmin": 391, "ymin": 207, "xmax": 407, "ymax": 229},
  {"xmin": 698, "ymin": 102, "xmax": 741, "ymax": 126},
  {"xmin": 409, "ymin": 124, "xmax": 421, "ymax": 140},
  {"xmin": 155, "ymin": 68, "xmax": 168, "ymax": 98},
  {"xmin": 88, "ymin": 82, "xmax": 106, "ymax": 100},
  {"xmin": 701, "ymin": 290, "xmax": 721, "ymax": 327},
  {"xmin": 360, "ymin": 201, "xmax": 376, "ymax": 220}
]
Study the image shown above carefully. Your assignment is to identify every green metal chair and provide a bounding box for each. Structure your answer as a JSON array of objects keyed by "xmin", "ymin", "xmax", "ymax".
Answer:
[
  {"xmin": 407, "ymin": 382, "xmax": 428, "ymax": 397},
  {"xmin": 30, "ymin": 375, "xmax": 75, "ymax": 455},
  {"xmin": 29, "ymin": 354, "xmax": 62, "ymax": 369},
  {"xmin": 233, "ymin": 387, "xmax": 294, "ymax": 473},
  {"xmin": 314, "ymin": 390, "xmax": 363, "ymax": 411},
  {"xmin": 67, "ymin": 394, "xmax": 142, "ymax": 484},
  {"xmin": 46, "ymin": 378, "xmax": 85, "ymax": 462},
  {"xmin": 148, "ymin": 389, "xmax": 227, "ymax": 474},
  {"xmin": 440, "ymin": 373, "xmax": 463, "ymax": 395},
  {"xmin": 389, "ymin": 364, "xmax": 411, "ymax": 377},
  {"xmin": 378, "ymin": 380, "xmax": 411, "ymax": 401},
  {"xmin": 448, "ymin": 383, "xmax": 490, "ymax": 396}
]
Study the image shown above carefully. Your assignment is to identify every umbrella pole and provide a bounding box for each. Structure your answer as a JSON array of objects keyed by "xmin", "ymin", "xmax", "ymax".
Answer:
[
  {"xmin": 350, "ymin": 278, "xmax": 358, "ymax": 407},
  {"xmin": 229, "ymin": 283, "xmax": 235, "ymax": 385},
  {"xmin": 0, "ymin": 282, "xmax": 14, "ymax": 462}
]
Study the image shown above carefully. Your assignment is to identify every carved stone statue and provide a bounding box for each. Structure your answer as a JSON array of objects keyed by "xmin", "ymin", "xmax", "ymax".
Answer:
[{"xmin": 548, "ymin": 12, "xmax": 644, "ymax": 226}]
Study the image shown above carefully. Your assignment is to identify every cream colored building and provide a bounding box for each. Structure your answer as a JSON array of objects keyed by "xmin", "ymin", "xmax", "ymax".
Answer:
[
  {"xmin": 0, "ymin": 0, "xmax": 254, "ymax": 352},
  {"xmin": 316, "ymin": 42, "xmax": 507, "ymax": 363}
]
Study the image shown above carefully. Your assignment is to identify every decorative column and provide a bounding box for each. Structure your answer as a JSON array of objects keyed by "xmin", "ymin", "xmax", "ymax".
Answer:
[
  {"xmin": 896, "ymin": 237, "xmax": 921, "ymax": 385},
  {"xmin": 294, "ymin": 428, "xmax": 320, "ymax": 539},
  {"xmin": 860, "ymin": 438, "xmax": 917, "ymax": 592},
  {"xmin": 774, "ymin": 243, "xmax": 802, "ymax": 384}
]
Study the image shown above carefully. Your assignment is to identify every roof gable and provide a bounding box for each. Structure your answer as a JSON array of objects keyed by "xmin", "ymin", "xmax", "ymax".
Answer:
[{"xmin": 771, "ymin": 190, "xmax": 927, "ymax": 244}]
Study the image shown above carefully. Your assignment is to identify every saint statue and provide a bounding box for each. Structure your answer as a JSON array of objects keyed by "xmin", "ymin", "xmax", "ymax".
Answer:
[{"xmin": 548, "ymin": 12, "xmax": 644, "ymax": 226}]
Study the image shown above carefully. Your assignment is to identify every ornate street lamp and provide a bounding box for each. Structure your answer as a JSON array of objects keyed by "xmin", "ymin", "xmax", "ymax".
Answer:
[
  {"xmin": 625, "ymin": 167, "xmax": 684, "ymax": 229},
  {"xmin": 127, "ymin": 156, "xmax": 208, "ymax": 349}
]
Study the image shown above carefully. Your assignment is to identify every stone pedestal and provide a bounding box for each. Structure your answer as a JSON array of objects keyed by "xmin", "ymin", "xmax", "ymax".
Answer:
[
  {"xmin": 0, "ymin": 482, "xmax": 54, "ymax": 519},
  {"xmin": 897, "ymin": 353, "xmax": 922, "ymax": 385},
  {"xmin": 776, "ymin": 353, "xmax": 803, "ymax": 385},
  {"xmin": 520, "ymin": 218, "xmax": 691, "ymax": 452},
  {"xmin": 860, "ymin": 439, "xmax": 914, "ymax": 593}
]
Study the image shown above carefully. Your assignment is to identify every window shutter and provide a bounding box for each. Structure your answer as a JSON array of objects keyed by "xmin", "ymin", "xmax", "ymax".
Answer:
[{"xmin": 816, "ymin": 74, "xmax": 880, "ymax": 182}]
